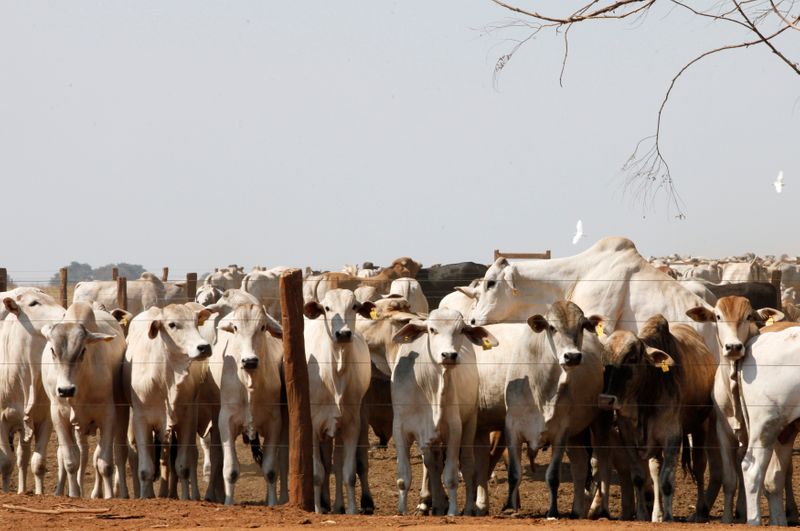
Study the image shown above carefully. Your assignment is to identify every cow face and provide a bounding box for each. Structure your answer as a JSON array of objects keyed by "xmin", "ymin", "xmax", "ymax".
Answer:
[
  {"xmin": 392, "ymin": 308, "xmax": 498, "ymax": 366},
  {"xmin": 195, "ymin": 284, "xmax": 223, "ymax": 306},
  {"xmin": 686, "ymin": 296, "xmax": 783, "ymax": 360},
  {"xmin": 42, "ymin": 323, "xmax": 114, "ymax": 398},
  {"xmin": 2, "ymin": 288, "xmax": 66, "ymax": 334},
  {"xmin": 465, "ymin": 258, "xmax": 518, "ymax": 326},
  {"xmin": 148, "ymin": 304, "xmax": 214, "ymax": 360},
  {"xmin": 220, "ymin": 303, "xmax": 282, "ymax": 371},
  {"xmin": 526, "ymin": 300, "xmax": 602, "ymax": 370},
  {"xmin": 390, "ymin": 257, "xmax": 422, "ymax": 279},
  {"xmin": 598, "ymin": 330, "xmax": 673, "ymax": 413},
  {"xmin": 304, "ymin": 289, "xmax": 375, "ymax": 345}
]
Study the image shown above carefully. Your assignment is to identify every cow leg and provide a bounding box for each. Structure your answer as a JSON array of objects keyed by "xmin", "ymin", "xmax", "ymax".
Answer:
[
  {"xmin": 689, "ymin": 429, "xmax": 709, "ymax": 522},
  {"xmin": 703, "ymin": 418, "xmax": 723, "ymax": 520},
  {"xmin": 545, "ymin": 444, "xmax": 566, "ymax": 518},
  {"xmin": 55, "ymin": 445, "xmax": 66, "ymax": 496},
  {"xmin": 418, "ymin": 460, "xmax": 432, "ymax": 515},
  {"xmin": 742, "ymin": 421, "xmax": 780, "ymax": 526},
  {"xmin": 648, "ymin": 455, "xmax": 664, "ymax": 522},
  {"xmin": 658, "ymin": 437, "xmax": 680, "ymax": 522},
  {"xmin": 199, "ymin": 432, "xmax": 212, "ymax": 481},
  {"xmin": 566, "ymin": 442, "xmax": 590, "ymax": 518},
  {"xmin": 133, "ymin": 421, "xmax": 155, "ymax": 499},
  {"xmin": 16, "ymin": 429, "xmax": 31, "ymax": 494},
  {"xmin": 30, "ymin": 419, "xmax": 50, "ymax": 495},
  {"xmin": 395, "ymin": 430, "xmax": 412, "ymax": 515},
  {"xmin": 113, "ymin": 404, "xmax": 129, "ymax": 499},
  {"xmin": 220, "ymin": 412, "xmax": 240, "ymax": 506},
  {"xmin": 95, "ymin": 407, "xmax": 115, "ymax": 499},
  {"xmin": 356, "ymin": 403, "xmax": 374, "ymax": 514},
  {"xmin": 53, "ymin": 411, "xmax": 81, "ymax": 497},
  {"xmin": 205, "ymin": 422, "xmax": 225, "ymax": 503},
  {"xmin": 587, "ymin": 417, "xmax": 611, "ymax": 520},
  {"xmin": 262, "ymin": 425, "xmax": 280, "ymax": 507},
  {"xmin": 460, "ymin": 415, "xmax": 477, "ymax": 516},
  {"xmin": 424, "ymin": 446, "xmax": 446, "ymax": 516},
  {"xmin": 503, "ymin": 433, "xmax": 523, "ymax": 512},
  {"xmin": 332, "ymin": 442, "xmax": 345, "ymax": 513},
  {"xmin": 763, "ymin": 444, "xmax": 791, "ymax": 526},
  {"xmin": 474, "ymin": 429, "xmax": 491, "ymax": 515},
  {"xmin": 716, "ymin": 419, "xmax": 741, "ymax": 523},
  {"xmin": 444, "ymin": 424, "xmax": 463, "ymax": 516},
  {"xmin": 78, "ymin": 431, "xmax": 90, "ymax": 498},
  {"xmin": 319, "ymin": 437, "xmax": 333, "ymax": 513},
  {"xmin": 312, "ymin": 437, "xmax": 325, "ymax": 514},
  {"xmin": 0, "ymin": 423, "xmax": 12, "ymax": 493},
  {"xmin": 786, "ymin": 459, "xmax": 798, "ymax": 525},
  {"xmin": 339, "ymin": 418, "xmax": 360, "ymax": 515}
]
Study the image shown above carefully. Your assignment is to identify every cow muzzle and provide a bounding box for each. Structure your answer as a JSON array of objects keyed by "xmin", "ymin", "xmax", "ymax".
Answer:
[
  {"xmin": 57, "ymin": 385, "xmax": 77, "ymax": 398},
  {"xmin": 440, "ymin": 351, "xmax": 458, "ymax": 365},
  {"xmin": 724, "ymin": 342, "xmax": 744, "ymax": 360},
  {"xmin": 561, "ymin": 352, "xmax": 582, "ymax": 368},
  {"xmin": 193, "ymin": 343, "xmax": 212, "ymax": 360},
  {"xmin": 334, "ymin": 329, "xmax": 352, "ymax": 343},
  {"xmin": 241, "ymin": 357, "xmax": 259, "ymax": 370},
  {"xmin": 597, "ymin": 393, "xmax": 619, "ymax": 411}
]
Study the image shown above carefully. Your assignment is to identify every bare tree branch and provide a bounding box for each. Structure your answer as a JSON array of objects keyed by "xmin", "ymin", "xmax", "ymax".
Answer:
[{"xmin": 768, "ymin": 0, "xmax": 800, "ymax": 30}]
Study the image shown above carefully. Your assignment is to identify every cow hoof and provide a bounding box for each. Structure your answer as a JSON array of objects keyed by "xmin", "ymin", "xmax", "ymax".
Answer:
[{"xmin": 588, "ymin": 508, "xmax": 610, "ymax": 520}]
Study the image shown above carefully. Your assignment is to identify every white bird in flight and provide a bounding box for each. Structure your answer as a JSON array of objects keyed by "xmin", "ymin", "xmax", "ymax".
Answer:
[
  {"xmin": 572, "ymin": 220, "xmax": 584, "ymax": 245},
  {"xmin": 774, "ymin": 170, "xmax": 784, "ymax": 194}
]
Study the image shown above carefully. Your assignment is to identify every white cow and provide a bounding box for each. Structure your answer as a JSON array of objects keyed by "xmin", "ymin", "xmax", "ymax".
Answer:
[
  {"xmin": 41, "ymin": 302, "xmax": 128, "ymax": 498},
  {"xmin": 464, "ymin": 237, "xmax": 718, "ymax": 359},
  {"xmin": 391, "ymin": 308, "xmax": 492, "ymax": 516},
  {"xmin": 124, "ymin": 303, "xmax": 214, "ymax": 499},
  {"xmin": 681, "ymin": 262, "xmax": 723, "ymax": 283},
  {"xmin": 212, "ymin": 304, "xmax": 284, "ymax": 505},
  {"xmin": 503, "ymin": 300, "xmax": 606, "ymax": 518},
  {"xmin": 74, "ymin": 272, "xmax": 185, "ymax": 315},
  {"xmin": 195, "ymin": 281, "xmax": 224, "ymax": 306},
  {"xmin": 387, "ymin": 278, "xmax": 429, "ymax": 315},
  {"xmin": 205, "ymin": 265, "xmax": 246, "ymax": 290},
  {"xmin": 739, "ymin": 326, "xmax": 800, "ymax": 526},
  {"xmin": 720, "ymin": 260, "xmax": 768, "ymax": 284},
  {"xmin": 0, "ymin": 288, "xmax": 65, "ymax": 494},
  {"xmin": 242, "ymin": 266, "xmax": 290, "ymax": 319},
  {"xmin": 303, "ymin": 289, "xmax": 374, "ymax": 514}
]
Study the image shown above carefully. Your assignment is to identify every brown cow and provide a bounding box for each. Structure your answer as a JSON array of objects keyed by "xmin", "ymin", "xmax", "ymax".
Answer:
[
  {"xmin": 305, "ymin": 257, "xmax": 422, "ymax": 302},
  {"xmin": 599, "ymin": 315, "xmax": 717, "ymax": 522}
]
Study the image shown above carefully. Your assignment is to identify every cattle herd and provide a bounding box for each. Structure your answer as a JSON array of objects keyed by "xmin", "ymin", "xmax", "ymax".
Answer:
[{"xmin": 3, "ymin": 236, "xmax": 800, "ymax": 525}]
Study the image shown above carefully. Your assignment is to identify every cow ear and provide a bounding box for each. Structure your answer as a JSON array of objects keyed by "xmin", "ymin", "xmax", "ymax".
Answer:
[
  {"xmin": 220, "ymin": 321, "xmax": 236, "ymax": 334},
  {"xmin": 86, "ymin": 332, "xmax": 115, "ymax": 344},
  {"xmin": 392, "ymin": 320, "xmax": 428, "ymax": 344},
  {"xmin": 303, "ymin": 301, "xmax": 324, "ymax": 319},
  {"xmin": 644, "ymin": 346, "xmax": 674, "ymax": 368},
  {"xmin": 455, "ymin": 286, "xmax": 478, "ymax": 299},
  {"xmin": 356, "ymin": 301, "xmax": 376, "ymax": 320},
  {"xmin": 148, "ymin": 320, "xmax": 161, "ymax": 339},
  {"xmin": 462, "ymin": 325, "xmax": 499, "ymax": 347},
  {"xmin": 196, "ymin": 309, "xmax": 212, "ymax": 327},
  {"xmin": 383, "ymin": 293, "xmax": 403, "ymax": 300},
  {"xmin": 111, "ymin": 309, "xmax": 133, "ymax": 326},
  {"xmin": 755, "ymin": 308, "xmax": 784, "ymax": 323},
  {"xmin": 686, "ymin": 307, "xmax": 714, "ymax": 323},
  {"xmin": 390, "ymin": 313, "xmax": 416, "ymax": 326},
  {"xmin": 527, "ymin": 315, "xmax": 549, "ymax": 333},
  {"xmin": 504, "ymin": 264, "xmax": 518, "ymax": 293},
  {"xmin": 264, "ymin": 314, "xmax": 283, "ymax": 339},
  {"xmin": 583, "ymin": 315, "xmax": 606, "ymax": 334},
  {"xmin": 3, "ymin": 297, "xmax": 19, "ymax": 315}
]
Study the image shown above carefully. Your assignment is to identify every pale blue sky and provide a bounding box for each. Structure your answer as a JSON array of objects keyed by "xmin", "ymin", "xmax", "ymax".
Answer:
[{"xmin": 1, "ymin": 1, "xmax": 797, "ymax": 281}]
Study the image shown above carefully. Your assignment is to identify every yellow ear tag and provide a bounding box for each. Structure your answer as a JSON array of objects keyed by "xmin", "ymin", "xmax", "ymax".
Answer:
[
  {"xmin": 120, "ymin": 317, "xmax": 128, "ymax": 327},
  {"xmin": 766, "ymin": 316, "xmax": 775, "ymax": 326},
  {"xmin": 482, "ymin": 338, "xmax": 492, "ymax": 351},
  {"xmin": 660, "ymin": 360, "xmax": 670, "ymax": 373},
  {"xmin": 403, "ymin": 336, "xmax": 409, "ymax": 342},
  {"xmin": 370, "ymin": 308, "xmax": 378, "ymax": 320},
  {"xmin": 595, "ymin": 323, "xmax": 605, "ymax": 338},
  {"xmin": 512, "ymin": 288, "xmax": 519, "ymax": 296}
]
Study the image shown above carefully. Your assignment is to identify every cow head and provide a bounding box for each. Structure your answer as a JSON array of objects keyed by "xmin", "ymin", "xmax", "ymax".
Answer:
[
  {"xmin": 42, "ymin": 322, "xmax": 115, "ymax": 398},
  {"xmin": 304, "ymin": 289, "xmax": 375, "ymax": 345},
  {"xmin": 195, "ymin": 283, "xmax": 224, "ymax": 306},
  {"xmin": 390, "ymin": 257, "xmax": 422, "ymax": 279},
  {"xmin": 686, "ymin": 296, "xmax": 783, "ymax": 360},
  {"xmin": 392, "ymin": 308, "xmax": 497, "ymax": 366},
  {"xmin": 526, "ymin": 300, "xmax": 602, "ymax": 370},
  {"xmin": 148, "ymin": 304, "xmax": 214, "ymax": 360},
  {"xmin": 598, "ymin": 329, "xmax": 673, "ymax": 414},
  {"xmin": 220, "ymin": 303, "xmax": 282, "ymax": 371},
  {"xmin": 2, "ymin": 288, "xmax": 65, "ymax": 334},
  {"xmin": 464, "ymin": 257, "xmax": 518, "ymax": 326}
]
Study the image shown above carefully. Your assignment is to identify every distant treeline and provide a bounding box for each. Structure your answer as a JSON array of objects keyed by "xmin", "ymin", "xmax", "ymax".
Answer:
[{"xmin": 49, "ymin": 262, "xmax": 146, "ymax": 285}]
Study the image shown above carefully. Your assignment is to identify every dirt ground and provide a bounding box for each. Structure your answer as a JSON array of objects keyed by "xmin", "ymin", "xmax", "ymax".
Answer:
[{"xmin": 0, "ymin": 431, "xmax": 787, "ymax": 528}]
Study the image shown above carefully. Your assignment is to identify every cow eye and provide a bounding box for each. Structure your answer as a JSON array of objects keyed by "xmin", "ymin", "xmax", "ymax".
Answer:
[
  {"xmin": 80, "ymin": 347, "xmax": 86, "ymax": 356},
  {"xmin": 29, "ymin": 301, "xmax": 39, "ymax": 307},
  {"xmin": 50, "ymin": 347, "xmax": 56, "ymax": 357},
  {"xmin": 260, "ymin": 325, "xmax": 266, "ymax": 332},
  {"xmin": 352, "ymin": 304, "xmax": 358, "ymax": 310},
  {"xmin": 549, "ymin": 325, "xmax": 556, "ymax": 332},
  {"xmin": 430, "ymin": 328, "xmax": 437, "ymax": 335},
  {"xmin": 746, "ymin": 315, "xmax": 754, "ymax": 321},
  {"xmin": 233, "ymin": 325, "xmax": 238, "ymax": 333},
  {"xmin": 324, "ymin": 306, "xmax": 331, "ymax": 312},
  {"xmin": 716, "ymin": 315, "xmax": 722, "ymax": 321},
  {"xmin": 487, "ymin": 281, "xmax": 496, "ymax": 289},
  {"xmin": 168, "ymin": 322, "xmax": 177, "ymax": 329}
]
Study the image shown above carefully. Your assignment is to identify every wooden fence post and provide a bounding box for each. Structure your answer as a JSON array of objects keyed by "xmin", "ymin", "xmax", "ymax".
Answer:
[
  {"xmin": 186, "ymin": 273, "xmax": 197, "ymax": 303},
  {"xmin": 117, "ymin": 277, "xmax": 128, "ymax": 311},
  {"xmin": 111, "ymin": 267, "xmax": 119, "ymax": 281},
  {"xmin": 0, "ymin": 268, "xmax": 6, "ymax": 292},
  {"xmin": 771, "ymin": 269, "xmax": 783, "ymax": 311},
  {"xmin": 162, "ymin": 267, "xmax": 169, "ymax": 282},
  {"xmin": 280, "ymin": 268, "xmax": 314, "ymax": 511},
  {"xmin": 59, "ymin": 267, "xmax": 68, "ymax": 308}
]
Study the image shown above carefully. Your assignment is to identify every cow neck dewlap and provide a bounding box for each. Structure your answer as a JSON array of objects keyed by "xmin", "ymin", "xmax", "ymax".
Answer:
[
  {"xmin": 425, "ymin": 335, "xmax": 452, "ymax": 433},
  {"xmin": 532, "ymin": 331, "xmax": 569, "ymax": 420}
]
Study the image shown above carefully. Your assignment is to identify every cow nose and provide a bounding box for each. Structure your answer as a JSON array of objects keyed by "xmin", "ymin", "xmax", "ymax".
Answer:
[
  {"xmin": 335, "ymin": 330, "xmax": 352, "ymax": 342},
  {"xmin": 197, "ymin": 344, "xmax": 212, "ymax": 358},
  {"xmin": 562, "ymin": 352, "xmax": 583, "ymax": 367},
  {"xmin": 470, "ymin": 319, "xmax": 476, "ymax": 325},
  {"xmin": 725, "ymin": 343, "xmax": 743, "ymax": 353},
  {"xmin": 57, "ymin": 385, "xmax": 76, "ymax": 398},
  {"xmin": 441, "ymin": 352, "xmax": 458, "ymax": 362},
  {"xmin": 241, "ymin": 357, "xmax": 259, "ymax": 370}
]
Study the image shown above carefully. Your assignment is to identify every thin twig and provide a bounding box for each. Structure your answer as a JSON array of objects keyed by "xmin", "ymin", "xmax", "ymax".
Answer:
[{"xmin": 2, "ymin": 503, "xmax": 110, "ymax": 515}]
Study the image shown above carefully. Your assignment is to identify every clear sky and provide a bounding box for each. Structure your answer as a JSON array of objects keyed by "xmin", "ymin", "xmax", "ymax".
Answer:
[{"xmin": 1, "ymin": 1, "xmax": 798, "ymax": 282}]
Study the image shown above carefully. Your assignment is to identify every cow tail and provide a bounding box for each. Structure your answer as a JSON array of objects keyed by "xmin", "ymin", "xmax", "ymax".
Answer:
[
  {"xmin": 681, "ymin": 434, "xmax": 696, "ymax": 483},
  {"xmin": 243, "ymin": 432, "xmax": 263, "ymax": 466}
]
